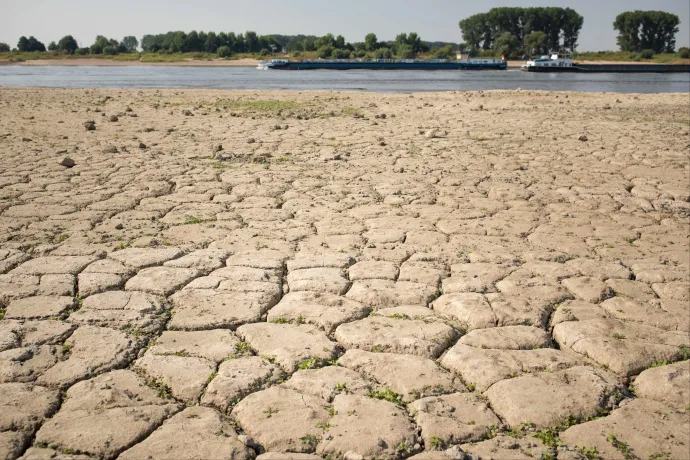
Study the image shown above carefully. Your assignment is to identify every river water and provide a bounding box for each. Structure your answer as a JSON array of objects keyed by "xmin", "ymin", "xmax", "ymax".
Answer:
[{"xmin": 0, "ymin": 65, "xmax": 688, "ymax": 93}]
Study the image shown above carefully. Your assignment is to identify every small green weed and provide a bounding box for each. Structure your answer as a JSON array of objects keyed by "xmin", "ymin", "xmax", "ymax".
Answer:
[
  {"xmin": 298, "ymin": 357, "xmax": 331, "ymax": 370},
  {"xmin": 367, "ymin": 389, "xmax": 405, "ymax": 406},
  {"xmin": 396, "ymin": 440, "xmax": 411, "ymax": 455},
  {"xmin": 388, "ymin": 313, "xmax": 410, "ymax": 320},
  {"xmin": 533, "ymin": 428, "xmax": 563, "ymax": 447},
  {"xmin": 148, "ymin": 378, "xmax": 173, "ymax": 399},
  {"xmin": 577, "ymin": 446, "xmax": 602, "ymax": 460},
  {"xmin": 234, "ymin": 341, "xmax": 252, "ymax": 355},
  {"xmin": 429, "ymin": 436, "xmax": 444, "ymax": 450},
  {"xmin": 607, "ymin": 433, "xmax": 635, "ymax": 459},
  {"xmin": 300, "ymin": 434, "xmax": 320, "ymax": 448},
  {"xmin": 270, "ymin": 317, "xmax": 289, "ymax": 324},
  {"xmin": 184, "ymin": 216, "xmax": 207, "ymax": 224}
]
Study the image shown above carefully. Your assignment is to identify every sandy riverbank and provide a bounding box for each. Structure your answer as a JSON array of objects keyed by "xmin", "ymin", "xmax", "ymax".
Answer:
[
  {"xmin": 2, "ymin": 58, "xmax": 262, "ymax": 67},
  {"xmin": 0, "ymin": 87, "xmax": 688, "ymax": 459}
]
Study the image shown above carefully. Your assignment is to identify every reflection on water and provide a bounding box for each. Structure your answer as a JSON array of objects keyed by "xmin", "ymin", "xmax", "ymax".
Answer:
[{"xmin": 0, "ymin": 66, "xmax": 688, "ymax": 93}]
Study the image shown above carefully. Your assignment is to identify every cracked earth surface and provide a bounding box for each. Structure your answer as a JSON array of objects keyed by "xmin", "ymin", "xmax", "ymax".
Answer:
[{"xmin": 0, "ymin": 87, "xmax": 688, "ymax": 460}]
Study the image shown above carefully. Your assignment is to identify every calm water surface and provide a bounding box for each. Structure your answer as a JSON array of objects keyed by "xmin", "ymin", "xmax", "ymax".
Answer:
[{"xmin": 0, "ymin": 65, "xmax": 688, "ymax": 93}]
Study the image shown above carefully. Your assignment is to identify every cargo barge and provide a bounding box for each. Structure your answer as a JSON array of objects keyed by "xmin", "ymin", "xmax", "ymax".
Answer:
[
  {"xmin": 258, "ymin": 56, "xmax": 507, "ymax": 71},
  {"xmin": 522, "ymin": 53, "xmax": 690, "ymax": 73}
]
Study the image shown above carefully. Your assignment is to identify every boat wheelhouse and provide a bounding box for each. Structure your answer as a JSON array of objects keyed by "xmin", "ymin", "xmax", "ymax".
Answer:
[{"xmin": 521, "ymin": 53, "xmax": 574, "ymax": 71}]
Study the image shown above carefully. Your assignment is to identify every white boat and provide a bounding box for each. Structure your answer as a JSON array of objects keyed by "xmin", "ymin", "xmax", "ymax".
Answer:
[
  {"xmin": 257, "ymin": 59, "xmax": 288, "ymax": 70},
  {"xmin": 522, "ymin": 53, "xmax": 574, "ymax": 72}
]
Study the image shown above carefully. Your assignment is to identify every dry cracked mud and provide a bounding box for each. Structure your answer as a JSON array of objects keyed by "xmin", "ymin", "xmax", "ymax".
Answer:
[{"xmin": 0, "ymin": 87, "xmax": 688, "ymax": 459}]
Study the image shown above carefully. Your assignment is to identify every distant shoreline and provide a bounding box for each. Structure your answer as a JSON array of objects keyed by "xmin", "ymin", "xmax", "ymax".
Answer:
[
  {"xmin": 1, "ymin": 58, "xmax": 687, "ymax": 68},
  {"xmin": 0, "ymin": 58, "xmax": 262, "ymax": 67}
]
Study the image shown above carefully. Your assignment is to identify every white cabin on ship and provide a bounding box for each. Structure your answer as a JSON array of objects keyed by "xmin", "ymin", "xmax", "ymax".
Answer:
[{"xmin": 522, "ymin": 53, "xmax": 574, "ymax": 70}]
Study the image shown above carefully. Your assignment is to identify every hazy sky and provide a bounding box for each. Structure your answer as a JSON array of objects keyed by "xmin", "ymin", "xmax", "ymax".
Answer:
[{"xmin": 3, "ymin": 0, "xmax": 689, "ymax": 51}]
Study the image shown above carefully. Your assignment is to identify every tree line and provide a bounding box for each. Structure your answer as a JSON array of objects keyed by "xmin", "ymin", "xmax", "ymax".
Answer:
[
  {"xmin": 459, "ymin": 7, "xmax": 584, "ymax": 55},
  {"xmin": 459, "ymin": 7, "xmax": 683, "ymax": 57},
  {"xmin": 614, "ymin": 11, "xmax": 680, "ymax": 53},
  {"xmin": 141, "ymin": 30, "xmax": 454, "ymax": 59},
  {"xmin": 1, "ymin": 9, "xmax": 686, "ymax": 59},
  {"xmin": 0, "ymin": 30, "xmax": 455, "ymax": 60}
]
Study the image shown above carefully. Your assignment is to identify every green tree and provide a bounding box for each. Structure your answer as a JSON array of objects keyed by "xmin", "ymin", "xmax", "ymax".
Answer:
[
  {"xmin": 433, "ymin": 45, "xmax": 456, "ymax": 60},
  {"xmin": 168, "ymin": 31, "xmax": 186, "ymax": 52},
  {"xmin": 29, "ymin": 36, "xmax": 46, "ymax": 52},
  {"xmin": 459, "ymin": 7, "xmax": 583, "ymax": 52},
  {"xmin": 103, "ymin": 46, "xmax": 117, "ymax": 55},
  {"xmin": 90, "ymin": 35, "xmax": 110, "ymax": 54},
  {"xmin": 140, "ymin": 35, "xmax": 156, "ymax": 52},
  {"xmin": 120, "ymin": 36, "xmax": 138, "ymax": 53},
  {"xmin": 335, "ymin": 35, "xmax": 346, "ymax": 49},
  {"xmin": 235, "ymin": 33, "xmax": 246, "ymax": 52},
  {"xmin": 57, "ymin": 35, "xmax": 78, "ymax": 54},
  {"xmin": 227, "ymin": 32, "xmax": 238, "ymax": 51},
  {"xmin": 18, "ymin": 36, "xmax": 46, "ymax": 52},
  {"xmin": 562, "ymin": 8, "xmax": 584, "ymax": 50},
  {"xmin": 397, "ymin": 44, "xmax": 415, "ymax": 59},
  {"xmin": 317, "ymin": 45, "xmax": 334, "ymax": 58},
  {"xmin": 614, "ymin": 11, "xmax": 680, "ymax": 53},
  {"xmin": 245, "ymin": 31, "xmax": 259, "ymax": 52},
  {"xmin": 407, "ymin": 32, "xmax": 422, "ymax": 52},
  {"xmin": 185, "ymin": 30, "xmax": 202, "ymax": 52},
  {"xmin": 204, "ymin": 32, "xmax": 217, "ymax": 52},
  {"xmin": 316, "ymin": 33, "xmax": 335, "ymax": 49},
  {"xmin": 524, "ymin": 31, "xmax": 547, "ymax": 55},
  {"xmin": 375, "ymin": 47, "xmax": 392, "ymax": 59},
  {"xmin": 365, "ymin": 33, "xmax": 378, "ymax": 51},
  {"xmin": 0, "ymin": 42, "xmax": 10, "ymax": 52},
  {"xmin": 17, "ymin": 36, "xmax": 30, "ymax": 52},
  {"xmin": 217, "ymin": 32, "xmax": 228, "ymax": 48},
  {"xmin": 332, "ymin": 48, "xmax": 350, "ymax": 59},
  {"xmin": 217, "ymin": 45, "xmax": 232, "ymax": 58},
  {"xmin": 48, "ymin": 41, "xmax": 57, "ymax": 51},
  {"xmin": 494, "ymin": 32, "xmax": 520, "ymax": 56}
]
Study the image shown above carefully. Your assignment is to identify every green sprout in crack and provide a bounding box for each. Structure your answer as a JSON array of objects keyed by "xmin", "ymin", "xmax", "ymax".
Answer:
[
  {"xmin": 429, "ymin": 435, "xmax": 445, "ymax": 450},
  {"xmin": 148, "ymin": 378, "xmax": 173, "ymax": 399},
  {"xmin": 607, "ymin": 433, "xmax": 635, "ymax": 459},
  {"xmin": 300, "ymin": 434, "xmax": 320, "ymax": 447},
  {"xmin": 367, "ymin": 389, "xmax": 405, "ymax": 407},
  {"xmin": 298, "ymin": 357, "xmax": 333, "ymax": 370},
  {"xmin": 577, "ymin": 446, "xmax": 603, "ymax": 460},
  {"xmin": 270, "ymin": 317, "xmax": 289, "ymax": 324},
  {"xmin": 396, "ymin": 440, "xmax": 411, "ymax": 455},
  {"xmin": 234, "ymin": 341, "xmax": 252, "ymax": 355}
]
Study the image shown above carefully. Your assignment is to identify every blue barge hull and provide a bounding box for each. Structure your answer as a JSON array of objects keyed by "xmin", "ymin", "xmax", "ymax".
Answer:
[
  {"xmin": 523, "ymin": 63, "xmax": 690, "ymax": 73},
  {"xmin": 262, "ymin": 60, "xmax": 507, "ymax": 70}
]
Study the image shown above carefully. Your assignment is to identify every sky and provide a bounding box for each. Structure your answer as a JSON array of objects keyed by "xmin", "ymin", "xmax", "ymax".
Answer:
[{"xmin": 2, "ymin": 0, "xmax": 689, "ymax": 51}]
